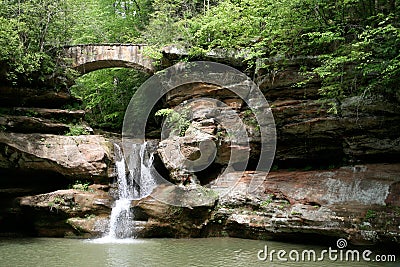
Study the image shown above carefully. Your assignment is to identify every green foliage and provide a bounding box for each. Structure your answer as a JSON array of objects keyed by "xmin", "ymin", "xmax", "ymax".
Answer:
[
  {"xmin": 260, "ymin": 194, "xmax": 274, "ymax": 208},
  {"xmin": 242, "ymin": 109, "xmax": 260, "ymax": 132},
  {"xmin": 141, "ymin": 0, "xmax": 399, "ymax": 102},
  {"xmin": 68, "ymin": 0, "xmax": 153, "ymax": 44},
  {"xmin": 155, "ymin": 108, "xmax": 190, "ymax": 137},
  {"xmin": 70, "ymin": 68, "xmax": 149, "ymax": 131},
  {"xmin": 65, "ymin": 125, "xmax": 89, "ymax": 136},
  {"xmin": 84, "ymin": 214, "xmax": 96, "ymax": 220},
  {"xmin": 72, "ymin": 180, "xmax": 91, "ymax": 191},
  {"xmin": 0, "ymin": 0, "xmax": 152, "ymax": 86},
  {"xmin": 0, "ymin": 0, "xmax": 76, "ymax": 86},
  {"xmin": 1, "ymin": 0, "xmax": 398, "ymax": 113},
  {"xmin": 365, "ymin": 209, "xmax": 377, "ymax": 220}
]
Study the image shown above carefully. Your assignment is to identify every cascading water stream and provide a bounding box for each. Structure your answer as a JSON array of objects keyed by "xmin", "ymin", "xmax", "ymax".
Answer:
[{"xmin": 101, "ymin": 142, "xmax": 156, "ymax": 241}]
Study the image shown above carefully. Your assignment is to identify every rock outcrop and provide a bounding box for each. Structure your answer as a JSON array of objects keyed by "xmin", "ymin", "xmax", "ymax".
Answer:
[
  {"xmin": 0, "ymin": 86, "xmax": 76, "ymax": 108},
  {"xmin": 19, "ymin": 185, "xmax": 112, "ymax": 237},
  {"xmin": 1, "ymin": 57, "xmax": 399, "ymax": 247},
  {"xmin": 131, "ymin": 184, "xmax": 218, "ymax": 238},
  {"xmin": 146, "ymin": 59, "xmax": 400, "ymax": 245},
  {"xmin": 159, "ymin": 64, "xmax": 400, "ymax": 174},
  {"xmin": 207, "ymin": 164, "xmax": 400, "ymax": 245},
  {"xmin": 0, "ymin": 132, "xmax": 113, "ymax": 181},
  {"xmin": 0, "ymin": 85, "xmax": 116, "ymax": 236}
]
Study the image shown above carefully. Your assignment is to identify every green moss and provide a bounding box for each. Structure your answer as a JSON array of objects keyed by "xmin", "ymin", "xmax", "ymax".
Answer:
[
  {"xmin": 65, "ymin": 125, "xmax": 89, "ymax": 136},
  {"xmin": 365, "ymin": 209, "xmax": 377, "ymax": 220}
]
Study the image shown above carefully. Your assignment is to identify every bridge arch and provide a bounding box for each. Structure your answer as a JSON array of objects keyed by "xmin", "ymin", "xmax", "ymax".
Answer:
[{"xmin": 65, "ymin": 44, "xmax": 155, "ymax": 75}]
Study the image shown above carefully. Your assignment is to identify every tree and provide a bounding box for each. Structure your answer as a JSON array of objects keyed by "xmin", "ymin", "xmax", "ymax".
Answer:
[
  {"xmin": 70, "ymin": 68, "xmax": 149, "ymax": 130},
  {"xmin": 0, "ymin": 0, "xmax": 76, "ymax": 87}
]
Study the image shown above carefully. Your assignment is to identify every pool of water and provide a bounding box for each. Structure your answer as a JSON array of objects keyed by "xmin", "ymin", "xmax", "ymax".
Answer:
[{"xmin": 0, "ymin": 237, "xmax": 397, "ymax": 267}]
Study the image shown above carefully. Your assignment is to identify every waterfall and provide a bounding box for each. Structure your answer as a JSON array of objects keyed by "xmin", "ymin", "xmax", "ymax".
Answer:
[{"xmin": 102, "ymin": 142, "xmax": 156, "ymax": 240}]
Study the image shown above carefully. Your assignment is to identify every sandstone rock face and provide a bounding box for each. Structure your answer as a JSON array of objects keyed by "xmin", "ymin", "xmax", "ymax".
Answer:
[
  {"xmin": 206, "ymin": 164, "xmax": 400, "ymax": 245},
  {"xmin": 13, "ymin": 107, "xmax": 85, "ymax": 122},
  {"xmin": 0, "ymin": 86, "xmax": 76, "ymax": 108},
  {"xmin": 161, "ymin": 79, "xmax": 400, "ymax": 170},
  {"xmin": 0, "ymin": 132, "xmax": 113, "ymax": 181},
  {"xmin": 0, "ymin": 115, "xmax": 71, "ymax": 134},
  {"xmin": 18, "ymin": 185, "xmax": 112, "ymax": 237},
  {"xmin": 1, "ymin": 57, "xmax": 399, "ymax": 247},
  {"xmin": 148, "ymin": 61, "xmax": 400, "ymax": 245},
  {"xmin": 131, "ymin": 184, "xmax": 218, "ymax": 238}
]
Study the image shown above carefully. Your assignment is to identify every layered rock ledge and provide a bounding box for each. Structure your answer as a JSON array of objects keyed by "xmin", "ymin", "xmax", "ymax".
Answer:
[{"xmin": 0, "ymin": 132, "xmax": 113, "ymax": 181}]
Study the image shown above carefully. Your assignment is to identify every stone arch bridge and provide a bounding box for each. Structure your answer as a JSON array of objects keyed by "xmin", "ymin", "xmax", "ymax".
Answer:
[
  {"xmin": 64, "ymin": 44, "xmax": 156, "ymax": 75},
  {"xmin": 64, "ymin": 44, "xmax": 244, "ymax": 75}
]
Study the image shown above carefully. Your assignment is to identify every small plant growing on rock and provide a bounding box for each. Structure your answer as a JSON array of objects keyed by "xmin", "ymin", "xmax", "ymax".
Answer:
[
  {"xmin": 72, "ymin": 180, "xmax": 91, "ymax": 191},
  {"xmin": 48, "ymin": 197, "xmax": 66, "ymax": 211},
  {"xmin": 155, "ymin": 108, "xmax": 190, "ymax": 137},
  {"xmin": 84, "ymin": 214, "xmax": 96, "ymax": 220},
  {"xmin": 242, "ymin": 109, "xmax": 260, "ymax": 132},
  {"xmin": 260, "ymin": 194, "xmax": 274, "ymax": 208},
  {"xmin": 65, "ymin": 124, "xmax": 89, "ymax": 136},
  {"xmin": 365, "ymin": 209, "xmax": 377, "ymax": 220}
]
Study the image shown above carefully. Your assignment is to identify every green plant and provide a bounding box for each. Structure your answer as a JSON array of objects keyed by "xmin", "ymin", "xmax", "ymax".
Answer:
[
  {"xmin": 143, "ymin": 45, "xmax": 163, "ymax": 61},
  {"xmin": 242, "ymin": 109, "xmax": 260, "ymax": 132},
  {"xmin": 65, "ymin": 125, "xmax": 89, "ymax": 136},
  {"xmin": 48, "ymin": 196, "xmax": 66, "ymax": 211},
  {"xmin": 260, "ymin": 194, "xmax": 274, "ymax": 208},
  {"xmin": 365, "ymin": 209, "xmax": 377, "ymax": 220},
  {"xmin": 70, "ymin": 68, "xmax": 148, "ymax": 131},
  {"xmin": 303, "ymin": 166, "xmax": 313, "ymax": 171},
  {"xmin": 291, "ymin": 211, "xmax": 302, "ymax": 216},
  {"xmin": 84, "ymin": 214, "xmax": 96, "ymax": 220},
  {"xmin": 25, "ymin": 110, "xmax": 39, "ymax": 117},
  {"xmin": 72, "ymin": 180, "xmax": 90, "ymax": 191},
  {"xmin": 53, "ymin": 197, "xmax": 66, "ymax": 205},
  {"xmin": 155, "ymin": 108, "xmax": 190, "ymax": 137},
  {"xmin": 271, "ymin": 165, "xmax": 279, "ymax": 171}
]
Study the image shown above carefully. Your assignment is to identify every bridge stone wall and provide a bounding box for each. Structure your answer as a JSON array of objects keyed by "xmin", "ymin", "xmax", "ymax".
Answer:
[{"xmin": 65, "ymin": 44, "xmax": 155, "ymax": 74}]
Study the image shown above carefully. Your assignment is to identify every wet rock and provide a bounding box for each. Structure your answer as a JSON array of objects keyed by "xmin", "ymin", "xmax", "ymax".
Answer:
[
  {"xmin": 19, "ymin": 188, "xmax": 112, "ymax": 237},
  {"xmin": 131, "ymin": 184, "xmax": 218, "ymax": 237},
  {"xmin": 66, "ymin": 215, "xmax": 110, "ymax": 237}
]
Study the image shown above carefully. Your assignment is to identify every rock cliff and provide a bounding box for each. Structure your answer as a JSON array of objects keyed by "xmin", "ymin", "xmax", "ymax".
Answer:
[
  {"xmin": 0, "ymin": 86, "xmax": 115, "ymax": 235},
  {"xmin": 1, "ymin": 59, "xmax": 399, "ymax": 246}
]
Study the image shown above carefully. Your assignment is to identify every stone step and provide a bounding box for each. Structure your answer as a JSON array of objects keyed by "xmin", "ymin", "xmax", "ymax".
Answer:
[
  {"xmin": 0, "ymin": 115, "xmax": 71, "ymax": 134},
  {"xmin": 13, "ymin": 107, "xmax": 85, "ymax": 122}
]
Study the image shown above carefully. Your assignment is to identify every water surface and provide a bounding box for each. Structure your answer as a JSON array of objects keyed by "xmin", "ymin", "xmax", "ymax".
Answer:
[{"xmin": 0, "ymin": 237, "xmax": 397, "ymax": 267}]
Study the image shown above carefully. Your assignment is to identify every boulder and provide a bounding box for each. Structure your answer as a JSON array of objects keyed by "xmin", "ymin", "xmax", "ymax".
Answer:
[
  {"xmin": 131, "ymin": 184, "xmax": 218, "ymax": 237},
  {"xmin": 18, "ymin": 186, "xmax": 112, "ymax": 237},
  {"xmin": 0, "ymin": 132, "xmax": 113, "ymax": 181}
]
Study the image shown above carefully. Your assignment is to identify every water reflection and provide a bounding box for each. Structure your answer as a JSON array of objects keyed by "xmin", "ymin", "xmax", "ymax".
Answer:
[{"xmin": 0, "ymin": 237, "xmax": 397, "ymax": 267}]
